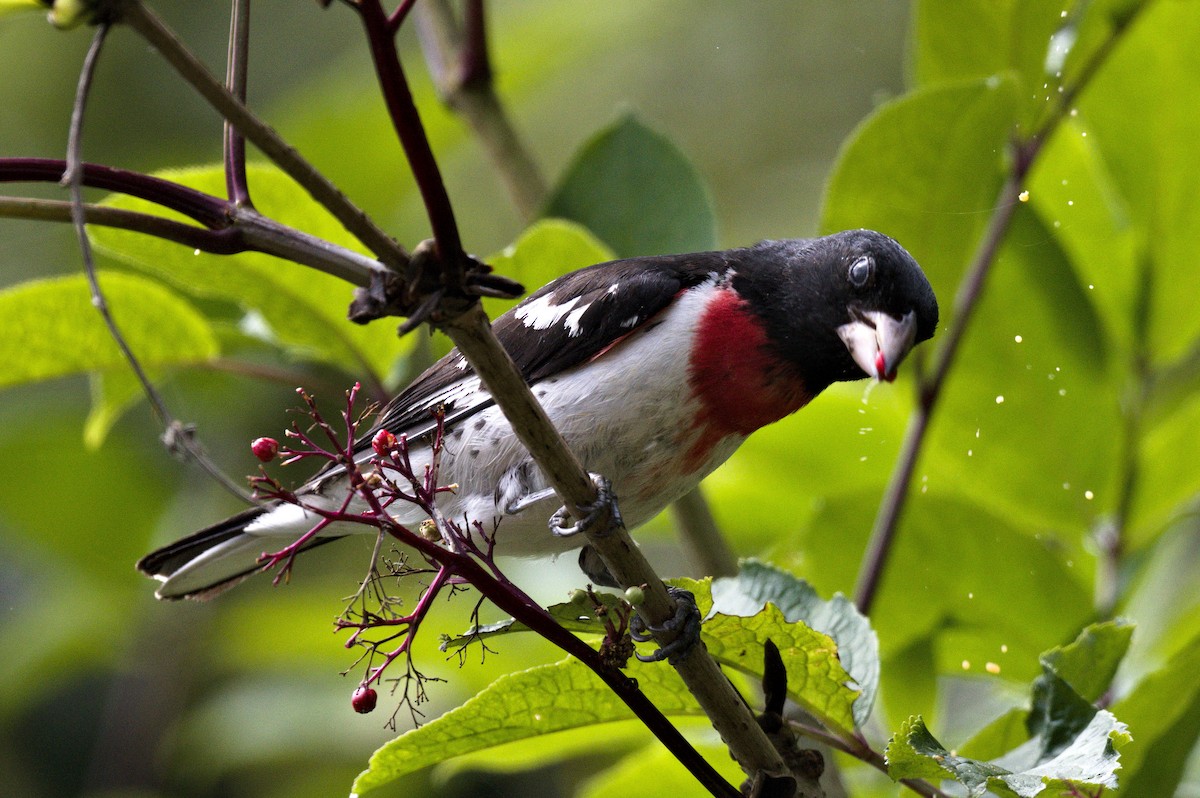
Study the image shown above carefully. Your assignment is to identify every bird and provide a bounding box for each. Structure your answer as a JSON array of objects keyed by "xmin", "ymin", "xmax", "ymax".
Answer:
[{"xmin": 138, "ymin": 229, "xmax": 939, "ymax": 600}]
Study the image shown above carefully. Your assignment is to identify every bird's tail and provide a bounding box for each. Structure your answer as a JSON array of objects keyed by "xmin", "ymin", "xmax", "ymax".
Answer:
[{"xmin": 137, "ymin": 504, "xmax": 339, "ymax": 600}]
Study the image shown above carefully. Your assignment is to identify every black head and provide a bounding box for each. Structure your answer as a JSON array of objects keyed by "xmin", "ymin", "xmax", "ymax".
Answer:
[{"xmin": 732, "ymin": 229, "xmax": 939, "ymax": 392}]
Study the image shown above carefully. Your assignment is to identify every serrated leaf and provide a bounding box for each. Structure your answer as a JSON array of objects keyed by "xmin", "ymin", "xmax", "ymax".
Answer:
[
  {"xmin": 92, "ymin": 163, "xmax": 411, "ymax": 381},
  {"xmin": 544, "ymin": 114, "xmax": 717, "ymax": 258},
  {"xmin": 440, "ymin": 591, "xmax": 629, "ymax": 652},
  {"xmin": 703, "ymin": 603, "xmax": 859, "ymax": 737},
  {"xmin": 350, "ymin": 656, "xmax": 701, "ymax": 796},
  {"xmin": 710, "ymin": 560, "xmax": 879, "ymax": 728},
  {"xmin": 0, "ymin": 272, "xmax": 217, "ymax": 389},
  {"xmin": 887, "ymin": 622, "xmax": 1134, "ymax": 797}
]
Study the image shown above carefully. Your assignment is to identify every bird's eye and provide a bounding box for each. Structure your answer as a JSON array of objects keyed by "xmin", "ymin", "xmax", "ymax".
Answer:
[{"xmin": 848, "ymin": 256, "xmax": 873, "ymax": 287}]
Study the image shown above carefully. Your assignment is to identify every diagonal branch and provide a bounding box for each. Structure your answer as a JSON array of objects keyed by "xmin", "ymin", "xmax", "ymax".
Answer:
[{"xmin": 224, "ymin": 0, "xmax": 253, "ymax": 207}]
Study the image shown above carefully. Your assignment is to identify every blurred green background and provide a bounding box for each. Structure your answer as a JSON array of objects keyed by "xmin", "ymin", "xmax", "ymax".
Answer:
[{"xmin": 3, "ymin": 2, "xmax": 1199, "ymax": 797}]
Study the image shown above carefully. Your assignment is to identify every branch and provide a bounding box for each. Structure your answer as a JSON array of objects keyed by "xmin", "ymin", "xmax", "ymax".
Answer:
[
  {"xmin": 224, "ymin": 0, "xmax": 253, "ymax": 207},
  {"xmin": 853, "ymin": 3, "xmax": 1151, "ymax": 614},
  {"xmin": 118, "ymin": 0, "xmax": 409, "ymax": 270}
]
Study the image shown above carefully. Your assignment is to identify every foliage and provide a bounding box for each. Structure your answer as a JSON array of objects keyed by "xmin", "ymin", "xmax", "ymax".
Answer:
[{"xmin": 2, "ymin": 1, "xmax": 1199, "ymax": 798}]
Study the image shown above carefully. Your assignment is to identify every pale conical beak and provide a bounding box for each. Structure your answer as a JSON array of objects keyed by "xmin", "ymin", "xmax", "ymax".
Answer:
[{"xmin": 837, "ymin": 309, "xmax": 918, "ymax": 382}]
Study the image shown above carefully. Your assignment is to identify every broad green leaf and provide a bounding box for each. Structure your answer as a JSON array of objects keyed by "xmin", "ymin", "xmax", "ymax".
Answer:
[
  {"xmin": 911, "ymin": 0, "xmax": 1065, "ymax": 127},
  {"xmin": 1077, "ymin": 1, "xmax": 1200, "ymax": 364},
  {"xmin": 578, "ymin": 739, "xmax": 745, "ymax": 798},
  {"xmin": 887, "ymin": 712, "xmax": 1129, "ymax": 798},
  {"xmin": 0, "ymin": 272, "xmax": 217, "ymax": 389},
  {"xmin": 923, "ymin": 208, "xmax": 1120, "ymax": 535},
  {"xmin": 704, "ymin": 603, "xmax": 859, "ymax": 737},
  {"xmin": 351, "ymin": 656, "xmax": 702, "ymax": 796},
  {"xmin": 887, "ymin": 622, "xmax": 1133, "ymax": 797},
  {"xmin": 544, "ymin": 114, "xmax": 717, "ymax": 258},
  {"xmin": 710, "ymin": 560, "xmax": 879, "ymax": 729},
  {"xmin": 1038, "ymin": 618, "xmax": 1133, "ymax": 704},
  {"xmin": 821, "ymin": 77, "xmax": 1019, "ymax": 298},
  {"xmin": 0, "ymin": 0, "xmax": 40, "ymax": 17},
  {"xmin": 439, "ymin": 590, "xmax": 630, "ymax": 652},
  {"xmin": 483, "ymin": 218, "xmax": 614, "ymax": 317},
  {"xmin": 1111, "ymin": 624, "xmax": 1200, "ymax": 798},
  {"xmin": 93, "ymin": 163, "xmax": 412, "ymax": 382},
  {"xmin": 1027, "ymin": 118, "xmax": 1140, "ymax": 352}
]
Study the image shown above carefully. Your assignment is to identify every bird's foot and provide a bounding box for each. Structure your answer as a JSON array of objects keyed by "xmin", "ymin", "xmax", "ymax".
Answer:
[
  {"xmin": 630, "ymin": 586, "xmax": 702, "ymax": 665},
  {"xmin": 549, "ymin": 473, "xmax": 624, "ymax": 538}
]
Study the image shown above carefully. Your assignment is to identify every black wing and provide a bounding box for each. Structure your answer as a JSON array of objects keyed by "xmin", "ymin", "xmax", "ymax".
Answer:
[{"xmin": 363, "ymin": 249, "xmax": 735, "ymax": 444}]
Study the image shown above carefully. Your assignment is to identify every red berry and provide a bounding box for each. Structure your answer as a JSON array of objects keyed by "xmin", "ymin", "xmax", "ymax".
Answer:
[
  {"xmin": 251, "ymin": 437, "xmax": 279, "ymax": 462},
  {"xmin": 371, "ymin": 429, "xmax": 397, "ymax": 456},
  {"xmin": 352, "ymin": 686, "xmax": 378, "ymax": 714}
]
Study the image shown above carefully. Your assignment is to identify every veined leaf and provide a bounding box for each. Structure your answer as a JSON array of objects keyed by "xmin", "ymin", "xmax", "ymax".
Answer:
[
  {"xmin": 545, "ymin": 114, "xmax": 717, "ymax": 258},
  {"xmin": 0, "ymin": 272, "xmax": 217, "ymax": 389}
]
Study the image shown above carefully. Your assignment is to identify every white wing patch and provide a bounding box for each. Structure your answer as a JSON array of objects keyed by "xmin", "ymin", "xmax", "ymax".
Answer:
[{"xmin": 515, "ymin": 293, "xmax": 585, "ymax": 330}]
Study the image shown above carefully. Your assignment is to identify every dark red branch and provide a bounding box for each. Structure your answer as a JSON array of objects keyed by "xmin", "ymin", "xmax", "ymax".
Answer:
[{"xmin": 357, "ymin": 0, "xmax": 465, "ymax": 269}]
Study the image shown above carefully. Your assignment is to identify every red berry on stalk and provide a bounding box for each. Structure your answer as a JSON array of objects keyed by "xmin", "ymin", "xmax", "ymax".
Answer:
[
  {"xmin": 372, "ymin": 429, "xmax": 398, "ymax": 456},
  {"xmin": 251, "ymin": 437, "xmax": 279, "ymax": 462},
  {"xmin": 352, "ymin": 685, "xmax": 377, "ymax": 714}
]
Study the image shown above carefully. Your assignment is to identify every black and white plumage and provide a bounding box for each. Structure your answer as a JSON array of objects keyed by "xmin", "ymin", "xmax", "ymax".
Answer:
[{"xmin": 138, "ymin": 229, "xmax": 938, "ymax": 600}]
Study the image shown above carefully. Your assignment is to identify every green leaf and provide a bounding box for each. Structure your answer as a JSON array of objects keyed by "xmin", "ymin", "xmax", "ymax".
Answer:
[
  {"xmin": 578, "ymin": 739, "xmax": 745, "ymax": 798},
  {"xmin": 350, "ymin": 656, "xmax": 702, "ymax": 796},
  {"xmin": 821, "ymin": 77, "xmax": 1018, "ymax": 295},
  {"xmin": 1110, "ymin": 624, "xmax": 1200, "ymax": 798},
  {"xmin": 710, "ymin": 560, "xmax": 879, "ymax": 729},
  {"xmin": 0, "ymin": 0, "xmax": 41, "ymax": 17},
  {"xmin": 703, "ymin": 603, "xmax": 859, "ymax": 738},
  {"xmin": 439, "ymin": 590, "xmax": 630, "ymax": 652},
  {"xmin": 484, "ymin": 218, "xmax": 614, "ymax": 317},
  {"xmin": 888, "ymin": 712, "xmax": 1129, "ymax": 798},
  {"xmin": 0, "ymin": 272, "xmax": 217, "ymax": 389},
  {"xmin": 1038, "ymin": 618, "xmax": 1133, "ymax": 704},
  {"xmin": 544, "ymin": 114, "xmax": 717, "ymax": 257},
  {"xmin": 92, "ymin": 163, "xmax": 412, "ymax": 381},
  {"xmin": 887, "ymin": 623, "xmax": 1134, "ymax": 797}
]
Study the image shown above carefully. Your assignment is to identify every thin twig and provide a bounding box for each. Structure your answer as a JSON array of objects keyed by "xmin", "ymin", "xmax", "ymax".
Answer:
[
  {"xmin": 62, "ymin": 23, "xmax": 252, "ymax": 503},
  {"xmin": 225, "ymin": 0, "xmax": 253, "ymax": 207},
  {"xmin": 119, "ymin": 0, "xmax": 409, "ymax": 270},
  {"xmin": 853, "ymin": 4, "xmax": 1150, "ymax": 614},
  {"xmin": 357, "ymin": 0, "xmax": 464, "ymax": 265}
]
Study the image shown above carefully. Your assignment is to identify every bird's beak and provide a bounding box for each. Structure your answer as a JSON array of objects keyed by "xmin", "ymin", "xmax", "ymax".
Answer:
[{"xmin": 837, "ymin": 309, "xmax": 918, "ymax": 382}]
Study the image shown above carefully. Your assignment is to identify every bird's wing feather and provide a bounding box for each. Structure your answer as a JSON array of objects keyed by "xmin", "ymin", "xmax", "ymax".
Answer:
[{"xmin": 356, "ymin": 251, "xmax": 734, "ymax": 447}]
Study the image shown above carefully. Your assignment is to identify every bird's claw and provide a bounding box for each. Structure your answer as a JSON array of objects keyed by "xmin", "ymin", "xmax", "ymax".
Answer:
[
  {"xmin": 630, "ymin": 586, "xmax": 702, "ymax": 664},
  {"xmin": 549, "ymin": 473, "xmax": 624, "ymax": 538}
]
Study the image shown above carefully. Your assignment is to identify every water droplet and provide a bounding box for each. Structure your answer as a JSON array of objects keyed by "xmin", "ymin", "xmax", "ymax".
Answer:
[
  {"xmin": 1000, "ymin": 644, "xmax": 1009, "ymax": 654},
  {"xmin": 967, "ymin": 449, "xmax": 974, "ymax": 457},
  {"xmin": 1063, "ymin": 482, "xmax": 1071, "ymax": 490},
  {"xmin": 193, "ymin": 248, "xmax": 201, "ymax": 256},
  {"xmin": 1045, "ymin": 25, "xmax": 1076, "ymax": 74},
  {"xmin": 1067, "ymin": 200, "xmax": 1074, "ymax": 206},
  {"xmin": 986, "ymin": 662, "xmax": 1001, "ymax": 675},
  {"xmin": 968, "ymin": 592, "xmax": 975, "ymax": 599},
  {"xmin": 1085, "ymin": 489, "xmax": 1094, "ymax": 500},
  {"xmin": 1018, "ymin": 190, "xmax": 1030, "ymax": 202},
  {"xmin": 962, "ymin": 660, "xmax": 972, "ymax": 670},
  {"xmin": 1059, "ymin": 388, "xmax": 1067, "ymax": 396},
  {"xmin": 1014, "ymin": 334, "xmax": 1023, "ymax": 343},
  {"xmin": 995, "ymin": 395, "xmax": 1005, "ymax": 404}
]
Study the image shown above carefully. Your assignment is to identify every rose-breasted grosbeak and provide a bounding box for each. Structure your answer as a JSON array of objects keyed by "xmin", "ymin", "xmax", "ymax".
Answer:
[{"xmin": 139, "ymin": 229, "xmax": 938, "ymax": 600}]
